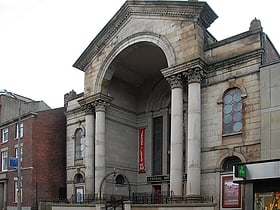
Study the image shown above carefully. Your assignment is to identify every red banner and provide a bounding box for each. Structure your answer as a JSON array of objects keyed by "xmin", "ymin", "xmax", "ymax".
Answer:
[{"xmin": 139, "ymin": 128, "xmax": 146, "ymax": 174}]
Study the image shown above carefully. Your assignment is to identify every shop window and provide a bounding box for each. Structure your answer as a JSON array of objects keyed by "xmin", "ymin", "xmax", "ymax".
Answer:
[
  {"xmin": 75, "ymin": 128, "xmax": 83, "ymax": 160},
  {"xmin": 223, "ymin": 88, "xmax": 243, "ymax": 135},
  {"xmin": 255, "ymin": 192, "xmax": 280, "ymax": 210}
]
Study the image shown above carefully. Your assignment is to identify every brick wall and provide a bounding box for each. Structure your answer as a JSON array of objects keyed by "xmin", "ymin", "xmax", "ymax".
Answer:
[{"xmin": 2, "ymin": 107, "xmax": 66, "ymax": 209}]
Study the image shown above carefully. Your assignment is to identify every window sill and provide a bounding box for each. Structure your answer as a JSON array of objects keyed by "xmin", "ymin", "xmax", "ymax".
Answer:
[{"xmin": 222, "ymin": 132, "xmax": 242, "ymax": 138}]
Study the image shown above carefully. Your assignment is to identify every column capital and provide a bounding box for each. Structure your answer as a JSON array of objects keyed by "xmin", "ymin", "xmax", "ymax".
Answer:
[
  {"xmin": 94, "ymin": 100, "xmax": 109, "ymax": 112},
  {"xmin": 82, "ymin": 103, "xmax": 95, "ymax": 115},
  {"xmin": 79, "ymin": 92, "xmax": 112, "ymax": 113},
  {"xmin": 166, "ymin": 74, "xmax": 183, "ymax": 89},
  {"xmin": 93, "ymin": 93, "xmax": 112, "ymax": 112},
  {"xmin": 183, "ymin": 67, "xmax": 206, "ymax": 84}
]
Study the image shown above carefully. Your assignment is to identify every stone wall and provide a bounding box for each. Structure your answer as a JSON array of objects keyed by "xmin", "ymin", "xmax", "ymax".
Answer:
[{"xmin": 260, "ymin": 62, "xmax": 280, "ymax": 159}]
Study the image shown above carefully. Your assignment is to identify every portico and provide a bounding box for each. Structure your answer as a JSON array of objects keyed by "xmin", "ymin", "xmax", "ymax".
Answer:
[{"xmin": 70, "ymin": 0, "xmax": 217, "ymax": 200}]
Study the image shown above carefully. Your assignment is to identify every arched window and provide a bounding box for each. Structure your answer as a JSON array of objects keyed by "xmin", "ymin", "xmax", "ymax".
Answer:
[
  {"xmin": 74, "ymin": 173, "xmax": 84, "ymax": 184},
  {"xmin": 222, "ymin": 156, "xmax": 241, "ymax": 172},
  {"xmin": 75, "ymin": 128, "xmax": 83, "ymax": 159},
  {"xmin": 223, "ymin": 88, "xmax": 243, "ymax": 135}
]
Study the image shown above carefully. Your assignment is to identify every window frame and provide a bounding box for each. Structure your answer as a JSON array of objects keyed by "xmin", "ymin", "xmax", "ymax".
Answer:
[
  {"xmin": 74, "ymin": 128, "xmax": 83, "ymax": 160},
  {"xmin": 152, "ymin": 116, "xmax": 163, "ymax": 176},
  {"xmin": 14, "ymin": 179, "xmax": 22, "ymax": 203},
  {"xmin": 1, "ymin": 150, "xmax": 8, "ymax": 171},
  {"xmin": 15, "ymin": 146, "xmax": 23, "ymax": 164},
  {"xmin": 15, "ymin": 122, "xmax": 23, "ymax": 139},
  {"xmin": 75, "ymin": 186, "xmax": 84, "ymax": 203},
  {"xmin": 222, "ymin": 88, "xmax": 243, "ymax": 135},
  {"xmin": 2, "ymin": 128, "xmax": 8, "ymax": 143}
]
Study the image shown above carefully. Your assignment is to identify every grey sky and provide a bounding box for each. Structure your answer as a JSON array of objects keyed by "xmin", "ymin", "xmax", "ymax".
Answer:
[{"xmin": 0, "ymin": 0, "xmax": 278, "ymax": 108}]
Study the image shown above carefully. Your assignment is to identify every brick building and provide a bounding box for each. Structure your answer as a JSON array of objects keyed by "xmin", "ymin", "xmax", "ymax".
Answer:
[
  {"xmin": 0, "ymin": 91, "xmax": 66, "ymax": 210},
  {"xmin": 63, "ymin": 1, "xmax": 280, "ymax": 210}
]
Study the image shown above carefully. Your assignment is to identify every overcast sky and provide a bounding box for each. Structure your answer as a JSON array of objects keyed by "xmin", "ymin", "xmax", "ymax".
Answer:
[{"xmin": 0, "ymin": 0, "xmax": 279, "ymax": 108}]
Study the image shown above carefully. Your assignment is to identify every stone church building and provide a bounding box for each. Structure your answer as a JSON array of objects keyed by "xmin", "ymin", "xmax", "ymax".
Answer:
[{"xmin": 64, "ymin": 1, "xmax": 280, "ymax": 209}]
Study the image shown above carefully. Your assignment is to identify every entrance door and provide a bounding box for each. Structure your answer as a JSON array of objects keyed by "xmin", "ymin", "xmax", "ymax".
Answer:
[
  {"xmin": 75, "ymin": 187, "xmax": 84, "ymax": 203},
  {"xmin": 0, "ymin": 183, "xmax": 4, "ymax": 209},
  {"xmin": 153, "ymin": 185, "xmax": 161, "ymax": 204}
]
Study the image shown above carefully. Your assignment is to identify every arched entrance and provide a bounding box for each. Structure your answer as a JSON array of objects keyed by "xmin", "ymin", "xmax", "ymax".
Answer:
[
  {"xmin": 100, "ymin": 40, "xmax": 172, "ymax": 196},
  {"xmin": 107, "ymin": 41, "xmax": 169, "ymax": 111}
]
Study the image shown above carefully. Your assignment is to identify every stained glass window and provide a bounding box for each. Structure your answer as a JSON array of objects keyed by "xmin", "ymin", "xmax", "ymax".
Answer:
[{"xmin": 223, "ymin": 88, "xmax": 243, "ymax": 134}]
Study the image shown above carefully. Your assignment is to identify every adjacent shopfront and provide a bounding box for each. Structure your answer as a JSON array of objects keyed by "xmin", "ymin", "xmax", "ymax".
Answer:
[{"xmin": 234, "ymin": 159, "xmax": 280, "ymax": 210}]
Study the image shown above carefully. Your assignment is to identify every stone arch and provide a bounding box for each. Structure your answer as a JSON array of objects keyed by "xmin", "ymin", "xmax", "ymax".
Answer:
[
  {"xmin": 146, "ymin": 78, "xmax": 171, "ymax": 112},
  {"xmin": 74, "ymin": 173, "xmax": 85, "ymax": 184},
  {"xmin": 217, "ymin": 78, "xmax": 247, "ymax": 104},
  {"xmin": 72, "ymin": 171, "xmax": 86, "ymax": 184},
  {"xmin": 216, "ymin": 152, "xmax": 246, "ymax": 170},
  {"xmin": 72, "ymin": 125, "xmax": 86, "ymax": 138},
  {"xmin": 94, "ymin": 32, "xmax": 176, "ymax": 94}
]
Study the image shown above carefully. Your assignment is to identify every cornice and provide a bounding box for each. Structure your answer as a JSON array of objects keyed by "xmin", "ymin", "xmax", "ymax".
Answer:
[
  {"xmin": 161, "ymin": 57, "xmax": 208, "ymax": 78},
  {"xmin": 78, "ymin": 93, "xmax": 113, "ymax": 107},
  {"xmin": 73, "ymin": 1, "xmax": 217, "ymax": 71},
  {"xmin": 207, "ymin": 49, "xmax": 264, "ymax": 73}
]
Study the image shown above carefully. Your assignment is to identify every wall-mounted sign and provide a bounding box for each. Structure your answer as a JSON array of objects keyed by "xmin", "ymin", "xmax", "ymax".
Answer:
[
  {"xmin": 147, "ymin": 175, "xmax": 169, "ymax": 183},
  {"xmin": 9, "ymin": 157, "xmax": 18, "ymax": 168},
  {"xmin": 222, "ymin": 175, "xmax": 241, "ymax": 208}
]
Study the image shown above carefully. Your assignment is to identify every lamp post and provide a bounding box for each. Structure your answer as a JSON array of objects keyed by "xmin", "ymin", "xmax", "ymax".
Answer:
[{"xmin": 0, "ymin": 90, "xmax": 22, "ymax": 210}]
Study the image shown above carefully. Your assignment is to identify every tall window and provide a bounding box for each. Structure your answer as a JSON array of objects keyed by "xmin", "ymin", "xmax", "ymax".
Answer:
[
  {"xmin": 15, "ymin": 122, "xmax": 23, "ymax": 139},
  {"xmin": 152, "ymin": 117, "xmax": 163, "ymax": 175},
  {"xmin": 15, "ymin": 146, "xmax": 23, "ymax": 163},
  {"xmin": 75, "ymin": 129, "xmax": 83, "ymax": 159},
  {"xmin": 2, "ymin": 128, "xmax": 8, "ymax": 143},
  {"xmin": 223, "ymin": 88, "xmax": 243, "ymax": 135},
  {"xmin": 14, "ymin": 180, "xmax": 22, "ymax": 203},
  {"xmin": 1, "ymin": 151, "xmax": 8, "ymax": 171}
]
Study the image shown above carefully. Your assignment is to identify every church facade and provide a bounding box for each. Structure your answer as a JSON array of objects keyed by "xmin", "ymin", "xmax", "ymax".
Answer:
[{"xmin": 64, "ymin": 1, "xmax": 280, "ymax": 209}]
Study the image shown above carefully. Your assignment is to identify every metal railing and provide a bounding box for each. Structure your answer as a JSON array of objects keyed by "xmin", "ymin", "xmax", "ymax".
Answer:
[
  {"xmin": 68, "ymin": 193, "xmax": 98, "ymax": 204},
  {"xmin": 56, "ymin": 191, "xmax": 214, "ymax": 205},
  {"xmin": 131, "ymin": 191, "xmax": 214, "ymax": 204}
]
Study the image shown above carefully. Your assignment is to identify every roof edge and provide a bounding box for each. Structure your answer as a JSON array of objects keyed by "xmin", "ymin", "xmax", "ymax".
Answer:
[{"xmin": 73, "ymin": 1, "xmax": 217, "ymax": 71}]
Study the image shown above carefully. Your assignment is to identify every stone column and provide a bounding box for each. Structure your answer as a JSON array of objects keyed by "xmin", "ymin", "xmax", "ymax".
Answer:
[
  {"xmin": 184, "ymin": 67, "xmax": 205, "ymax": 196},
  {"xmin": 84, "ymin": 104, "xmax": 95, "ymax": 195},
  {"xmin": 94, "ymin": 100, "xmax": 107, "ymax": 196},
  {"xmin": 167, "ymin": 74, "xmax": 184, "ymax": 196}
]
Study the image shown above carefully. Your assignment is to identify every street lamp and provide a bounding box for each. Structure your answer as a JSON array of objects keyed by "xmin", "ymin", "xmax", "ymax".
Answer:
[{"xmin": 0, "ymin": 90, "xmax": 22, "ymax": 210}]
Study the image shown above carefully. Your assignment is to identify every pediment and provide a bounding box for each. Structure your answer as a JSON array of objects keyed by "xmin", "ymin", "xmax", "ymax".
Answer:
[{"xmin": 73, "ymin": 1, "xmax": 217, "ymax": 71}]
